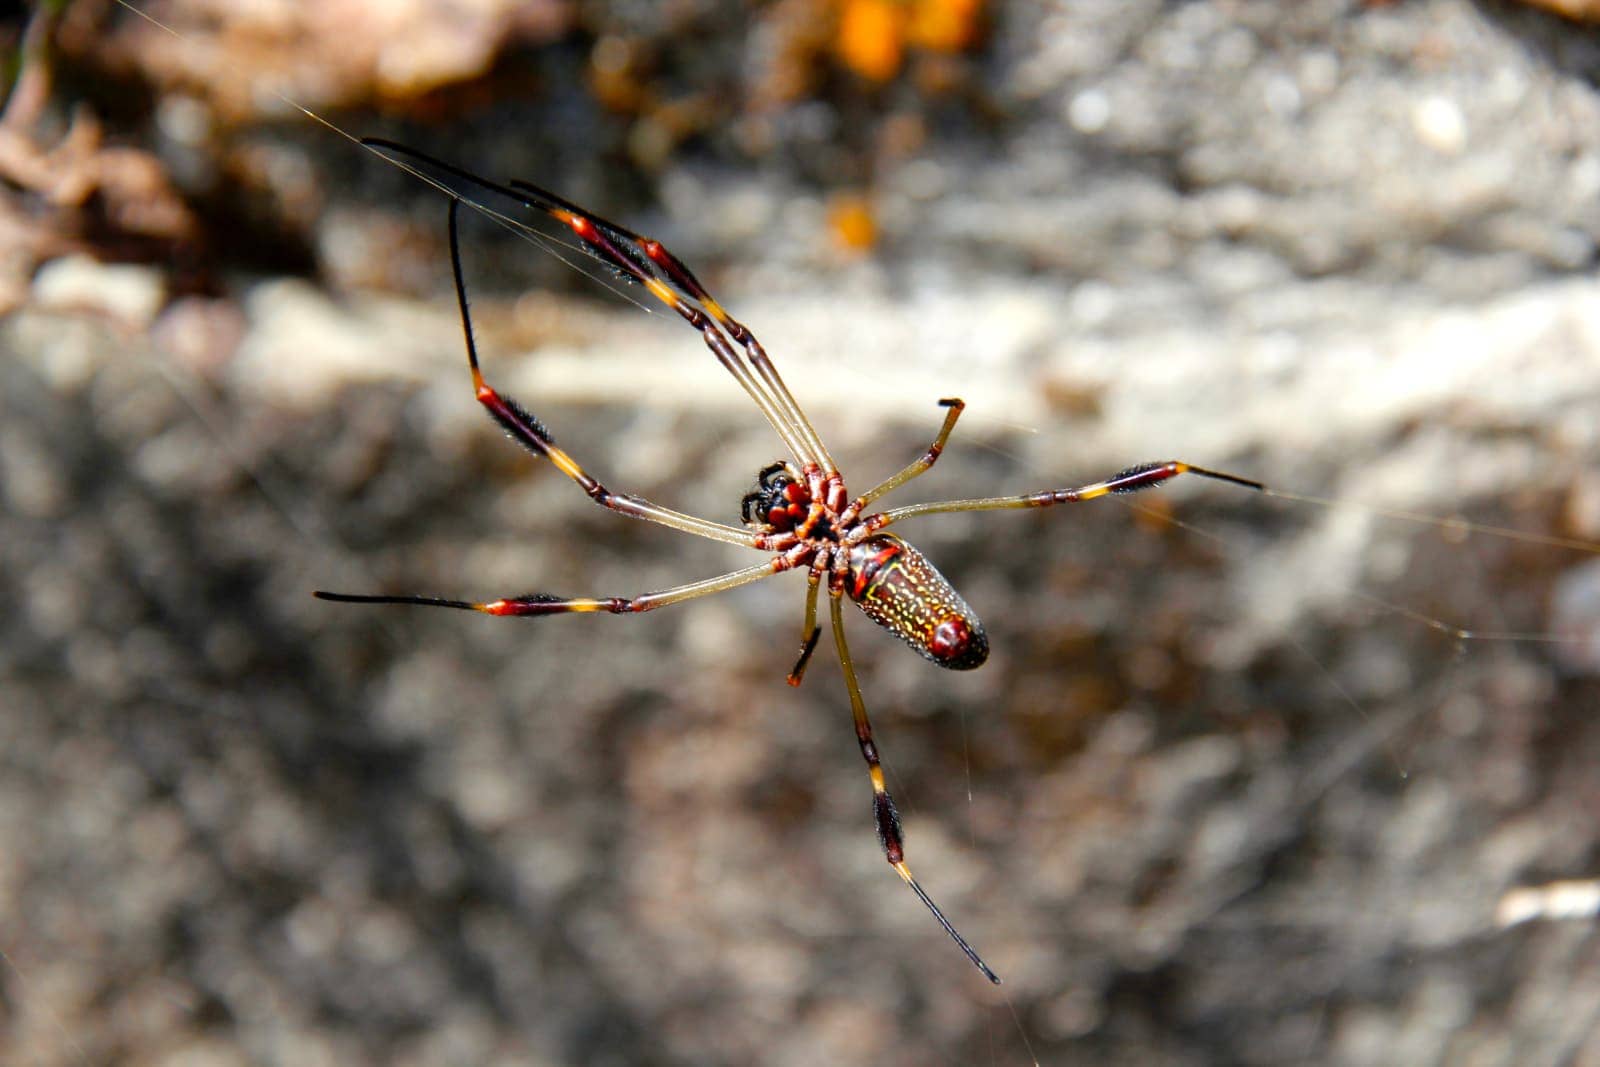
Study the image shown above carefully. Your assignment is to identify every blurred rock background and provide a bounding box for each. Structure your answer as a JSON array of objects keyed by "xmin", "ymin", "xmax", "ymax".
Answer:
[{"xmin": 3, "ymin": 1, "xmax": 1600, "ymax": 1064}]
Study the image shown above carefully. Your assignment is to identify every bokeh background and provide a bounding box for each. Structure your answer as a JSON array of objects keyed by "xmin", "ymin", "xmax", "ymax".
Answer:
[{"xmin": 4, "ymin": 1, "xmax": 1600, "ymax": 1064}]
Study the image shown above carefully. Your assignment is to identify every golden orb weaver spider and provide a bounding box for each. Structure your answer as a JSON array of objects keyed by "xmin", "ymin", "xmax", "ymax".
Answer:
[{"xmin": 315, "ymin": 139, "xmax": 1268, "ymax": 984}]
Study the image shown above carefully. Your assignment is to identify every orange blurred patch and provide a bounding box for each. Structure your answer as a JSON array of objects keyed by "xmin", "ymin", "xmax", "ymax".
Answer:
[
  {"xmin": 836, "ymin": 0, "xmax": 907, "ymax": 82},
  {"xmin": 909, "ymin": 0, "xmax": 984, "ymax": 53},
  {"xmin": 1510, "ymin": 0, "xmax": 1600, "ymax": 19},
  {"xmin": 827, "ymin": 193, "xmax": 878, "ymax": 254},
  {"xmin": 834, "ymin": 0, "xmax": 984, "ymax": 83}
]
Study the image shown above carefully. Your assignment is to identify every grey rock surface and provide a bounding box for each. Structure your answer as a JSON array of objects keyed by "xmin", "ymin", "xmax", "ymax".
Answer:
[{"xmin": 4, "ymin": 2, "xmax": 1600, "ymax": 1065}]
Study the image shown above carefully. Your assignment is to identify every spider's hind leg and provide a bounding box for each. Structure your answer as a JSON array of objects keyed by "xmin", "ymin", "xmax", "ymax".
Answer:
[{"xmin": 827, "ymin": 594, "xmax": 1000, "ymax": 984}]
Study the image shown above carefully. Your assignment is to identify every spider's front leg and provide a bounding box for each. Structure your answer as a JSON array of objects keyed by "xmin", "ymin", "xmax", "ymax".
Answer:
[
  {"xmin": 358, "ymin": 138, "xmax": 833, "ymax": 475},
  {"xmin": 434, "ymin": 198, "xmax": 762, "ymax": 551}
]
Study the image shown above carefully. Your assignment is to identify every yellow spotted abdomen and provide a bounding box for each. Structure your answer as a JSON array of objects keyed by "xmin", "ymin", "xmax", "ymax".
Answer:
[{"xmin": 846, "ymin": 534, "xmax": 988, "ymax": 670}]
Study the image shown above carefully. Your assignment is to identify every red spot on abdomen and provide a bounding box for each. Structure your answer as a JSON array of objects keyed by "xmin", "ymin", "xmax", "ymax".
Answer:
[{"xmin": 930, "ymin": 616, "xmax": 973, "ymax": 662}]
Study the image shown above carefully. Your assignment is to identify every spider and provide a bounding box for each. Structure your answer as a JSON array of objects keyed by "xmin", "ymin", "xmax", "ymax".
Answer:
[{"xmin": 316, "ymin": 140, "xmax": 1267, "ymax": 984}]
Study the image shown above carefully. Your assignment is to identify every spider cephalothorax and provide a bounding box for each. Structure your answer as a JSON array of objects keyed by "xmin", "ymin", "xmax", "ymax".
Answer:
[{"xmin": 737, "ymin": 460, "xmax": 989, "ymax": 671}]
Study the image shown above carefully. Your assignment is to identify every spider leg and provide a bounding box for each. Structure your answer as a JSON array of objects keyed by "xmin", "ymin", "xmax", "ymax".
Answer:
[
  {"xmin": 359, "ymin": 138, "xmax": 822, "ymax": 470},
  {"xmin": 529, "ymin": 195, "xmax": 824, "ymax": 469},
  {"xmin": 846, "ymin": 398, "xmax": 965, "ymax": 515},
  {"xmin": 507, "ymin": 176, "xmax": 838, "ymax": 477},
  {"xmin": 828, "ymin": 594, "xmax": 1000, "ymax": 984},
  {"xmin": 861, "ymin": 460, "xmax": 1266, "ymax": 532},
  {"xmin": 315, "ymin": 558, "xmax": 786, "ymax": 616},
  {"xmin": 440, "ymin": 198, "xmax": 762, "ymax": 551},
  {"xmin": 786, "ymin": 563, "xmax": 825, "ymax": 686}
]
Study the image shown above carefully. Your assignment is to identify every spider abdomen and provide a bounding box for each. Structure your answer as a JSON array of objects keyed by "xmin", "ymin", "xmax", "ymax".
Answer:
[{"xmin": 846, "ymin": 534, "xmax": 988, "ymax": 670}]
